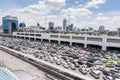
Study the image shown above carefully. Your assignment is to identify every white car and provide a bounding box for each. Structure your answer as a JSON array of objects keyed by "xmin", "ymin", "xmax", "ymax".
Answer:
[{"xmin": 94, "ymin": 60, "xmax": 103, "ymax": 65}]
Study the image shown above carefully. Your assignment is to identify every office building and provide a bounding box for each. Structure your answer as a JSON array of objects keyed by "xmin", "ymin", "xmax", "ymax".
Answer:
[
  {"xmin": 99, "ymin": 25, "xmax": 105, "ymax": 33},
  {"xmin": 88, "ymin": 27, "xmax": 93, "ymax": 31},
  {"xmin": 49, "ymin": 22, "xmax": 54, "ymax": 30},
  {"xmin": 117, "ymin": 28, "xmax": 120, "ymax": 36},
  {"xmin": 19, "ymin": 22, "xmax": 26, "ymax": 28},
  {"xmin": 63, "ymin": 18, "xmax": 67, "ymax": 31},
  {"xmin": 55, "ymin": 26, "xmax": 62, "ymax": 31},
  {"xmin": 67, "ymin": 24, "xmax": 73, "ymax": 31},
  {"xmin": 37, "ymin": 23, "xmax": 40, "ymax": 26},
  {"xmin": 2, "ymin": 15, "xmax": 18, "ymax": 34}
]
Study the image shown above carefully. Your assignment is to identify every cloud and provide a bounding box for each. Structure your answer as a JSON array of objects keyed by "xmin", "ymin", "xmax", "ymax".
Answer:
[
  {"xmin": 85, "ymin": 0, "xmax": 106, "ymax": 8},
  {"xmin": 18, "ymin": 0, "xmax": 65, "ymax": 15},
  {"xmin": 61, "ymin": 8, "xmax": 92, "ymax": 18},
  {"xmin": 95, "ymin": 16, "xmax": 109, "ymax": 22},
  {"xmin": 98, "ymin": 12, "xmax": 103, "ymax": 16}
]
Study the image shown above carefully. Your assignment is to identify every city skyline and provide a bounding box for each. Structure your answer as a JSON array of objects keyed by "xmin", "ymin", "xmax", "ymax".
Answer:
[{"xmin": 0, "ymin": 0, "xmax": 120, "ymax": 30}]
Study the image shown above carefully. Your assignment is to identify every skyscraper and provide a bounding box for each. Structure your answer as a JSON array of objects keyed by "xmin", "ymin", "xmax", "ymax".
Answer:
[
  {"xmin": 63, "ymin": 18, "xmax": 67, "ymax": 31},
  {"xmin": 2, "ymin": 15, "xmax": 18, "ymax": 34},
  {"xmin": 117, "ymin": 28, "xmax": 120, "ymax": 36},
  {"xmin": 99, "ymin": 25, "xmax": 105, "ymax": 33},
  {"xmin": 19, "ymin": 22, "xmax": 26, "ymax": 28},
  {"xmin": 67, "ymin": 24, "xmax": 73, "ymax": 31},
  {"xmin": 49, "ymin": 22, "xmax": 54, "ymax": 30}
]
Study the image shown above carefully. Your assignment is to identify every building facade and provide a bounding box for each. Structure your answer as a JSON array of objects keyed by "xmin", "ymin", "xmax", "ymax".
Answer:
[
  {"xmin": 2, "ymin": 15, "xmax": 18, "ymax": 34},
  {"xmin": 99, "ymin": 25, "xmax": 105, "ymax": 33},
  {"xmin": 19, "ymin": 22, "xmax": 26, "ymax": 28},
  {"xmin": 67, "ymin": 24, "xmax": 73, "ymax": 31},
  {"xmin": 88, "ymin": 27, "xmax": 93, "ymax": 31},
  {"xmin": 116, "ymin": 28, "xmax": 120, "ymax": 37},
  {"xmin": 13, "ymin": 31, "xmax": 120, "ymax": 51},
  {"xmin": 63, "ymin": 19, "xmax": 67, "ymax": 31},
  {"xmin": 49, "ymin": 22, "xmax": 54, "ymax": 30}
]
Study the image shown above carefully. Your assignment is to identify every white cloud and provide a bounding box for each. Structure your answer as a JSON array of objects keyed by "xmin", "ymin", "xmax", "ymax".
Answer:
[
  {"xmin": 98, "ymin": 12, "xmax": 103, "ymax": 16},
  {"xmin": 18, "ymin": 0, "xmax": 65, "ymax": 15},
  {"xmin": 85, "ymin": 0, "xmax": 106, "ymax": 8},
  {"xmin": 61, "ymin": 8, "xmax": 92, "ymax": 18},
  {"xmin": 95, "ymin": 16, "xmax": 109, "ymax": 22}
]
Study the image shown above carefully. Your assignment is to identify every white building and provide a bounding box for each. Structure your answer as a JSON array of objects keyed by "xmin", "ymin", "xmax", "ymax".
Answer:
[{"xmin": 13, "ymin": 31, "xmax": 120, "ymax": 51}]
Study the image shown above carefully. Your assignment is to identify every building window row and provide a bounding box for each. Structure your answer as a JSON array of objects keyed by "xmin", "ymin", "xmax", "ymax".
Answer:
[
  {"xmin": 36, "ymin": 34, "xmax": 41, "ymax": 36},
  {"xmin": 87, "ymin": 37, "xmax": 102, "ymax": 42},
  {"xmin": 107, "ymin": 39, "xmax": 120, "ymax": 43},
  {"xmin": 60, "ymin": 36, "xmax": 70, "ymax": 39},
  {"xmin": 72, "ymin": 36, "xmax": 84, "ymax": 40},
  {"xmin": 50, "ymin": 35, "xmax": 58, "ymax": 38}
]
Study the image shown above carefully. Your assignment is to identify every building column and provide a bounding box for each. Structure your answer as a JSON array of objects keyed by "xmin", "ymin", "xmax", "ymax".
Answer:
[
  {"xmin": 102, "ymin": 35, "xmax": 107, "ymax": 51},
  {"xmin": 70, "ymin": 42, "xmax": 72, "ymax": 46},
  {"xmin": 34, "ymin": 37, "xmax": 36, "ymax": 41},
  {"xmin": 102, "ymin": 46, "xmax": 106, "ymax": 51},
  {"xmin": 24, "ymin": 36, "xmax": 25, "ymax": 40},
  {"xmin": 41, "ymin": 39, "xmax": 43, "ymax": 42},
  {"xmin": 84, "ymin": 44, "xmax": 87, "ymax": 48},
  {"xmin": 58, "ymin": 41, "xmax": 60, "ymax": 45},
  {"xmin": 49, "ymin": 40, "xmax": 50, "ymax": 43}
]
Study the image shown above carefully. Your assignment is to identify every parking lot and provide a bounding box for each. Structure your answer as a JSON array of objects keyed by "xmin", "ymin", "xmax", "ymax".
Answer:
[{"xmin": 0, "ymin": 37, "xmax": 120, "ymax": 80}]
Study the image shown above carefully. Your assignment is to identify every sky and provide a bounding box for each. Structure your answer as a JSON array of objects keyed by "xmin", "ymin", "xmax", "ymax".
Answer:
[{"xmin": 0, "ymin": 0, "xmax": 120, "ymax": 30}]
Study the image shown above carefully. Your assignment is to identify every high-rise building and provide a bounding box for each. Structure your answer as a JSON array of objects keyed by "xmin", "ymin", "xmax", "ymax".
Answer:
[
  {"xmin": 117, "ymin": 28, "xmax": 120, "ymax": 36},
  {"xmin": 37, "ymin": 23, "xmax": 40, "ymax": 26},
  {"xmin": 19, "ymin": 22, "xmax": 26, "ymax": 28},
  {"xmin": 88, "ymin": 27, "xmax": 93, "ymax": 31},
  {"xmin": 2, "ymin": 15, "xmax": 18, "ymax": 34},
  {"xmin": 55, "ymin": 26, "xmax": 62, "ymax": 31},
  {"xmin": 99, "ymin": 25, "xmax": 105, "ymax": 33},
  {"xmin": 63, "ymin": 18, "xmax": 67, "ymax": 31},
  {"xmin": 67, "ymin": 24, "xmax": 73, "ymax": 31},
  {"xmin": 49, "ymin": 22, "xmax": 54, "ymax": 30}
]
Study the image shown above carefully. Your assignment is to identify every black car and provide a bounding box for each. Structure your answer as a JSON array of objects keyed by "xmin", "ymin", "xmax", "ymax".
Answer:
[
  {"xmin": 77, "ymin": 61, "xmax": 84, "ymax": 65},
  {"xmin": 86, "ymin": 62, "xmax": 93, "ymax": 67},
  {"xmin": 102, "ymin": 69, "xmax": 115, "ymax": 78}
]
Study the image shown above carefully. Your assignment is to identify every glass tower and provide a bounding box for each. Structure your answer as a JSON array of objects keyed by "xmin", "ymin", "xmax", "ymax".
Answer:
[
  {"xmin": 63, "ymin": 18, "xmax": 67, "ymax": 31},
  {"xmin": 2, "ymin": 15, "xmax": 18, "ymax": 33}
]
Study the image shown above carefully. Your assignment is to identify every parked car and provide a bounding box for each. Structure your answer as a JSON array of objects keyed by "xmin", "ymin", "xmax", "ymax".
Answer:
[
  {"xmin": 115, "ymin": 72, "xmax": 120, "ymax": 79},
  {"xmin": 73, "ymin": 62, "xmax": 80, "ymax": 68},
  {"xmin": 69, "ymin": 63, "xmax": 76, "ymax": 70},
  {"xmin": 49, "ymin": 57, "xmax": 54, "ymax": 63},
  {"xmin": 94, "ymin": 60, "xmax": 103, "ymax": 65},
  {"xmin": 86, "ymin": 62, "xmax": 93, "ymax": 67},
  {"xmin": 90, "ymin": 68, "xmax": 100, "ymax": 79},
  {"xmin": 79, "ymin": 67, "xmax": 88, "ymax": 75},
  {"xmin": 63, "ymin": 62, "xmax": 69, "ymax": 69},
  {"xmin": 44, "ymin": 56, "xmax": 48, "ymax": 61},
  {"xmin": 105, "ymin": 61, "xmax": 115, "ymax": 68},
  {"xmin": 115, "ymin": 64, "xmax": 120, "ymax": 70},
  {"xmin": 77, "ymin": 61, "xmax": 84, "ymax": 65},
  {"xmin": 103, "ymin": 76, "xmax": 115, "ymax": 80},
  {"xmin": 55, "ymin": 60, "xmax": 61, "ymax": 65},
  {"xmin": 102, "ymin": 69, "xmax": 113, "ymax": 77}
]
